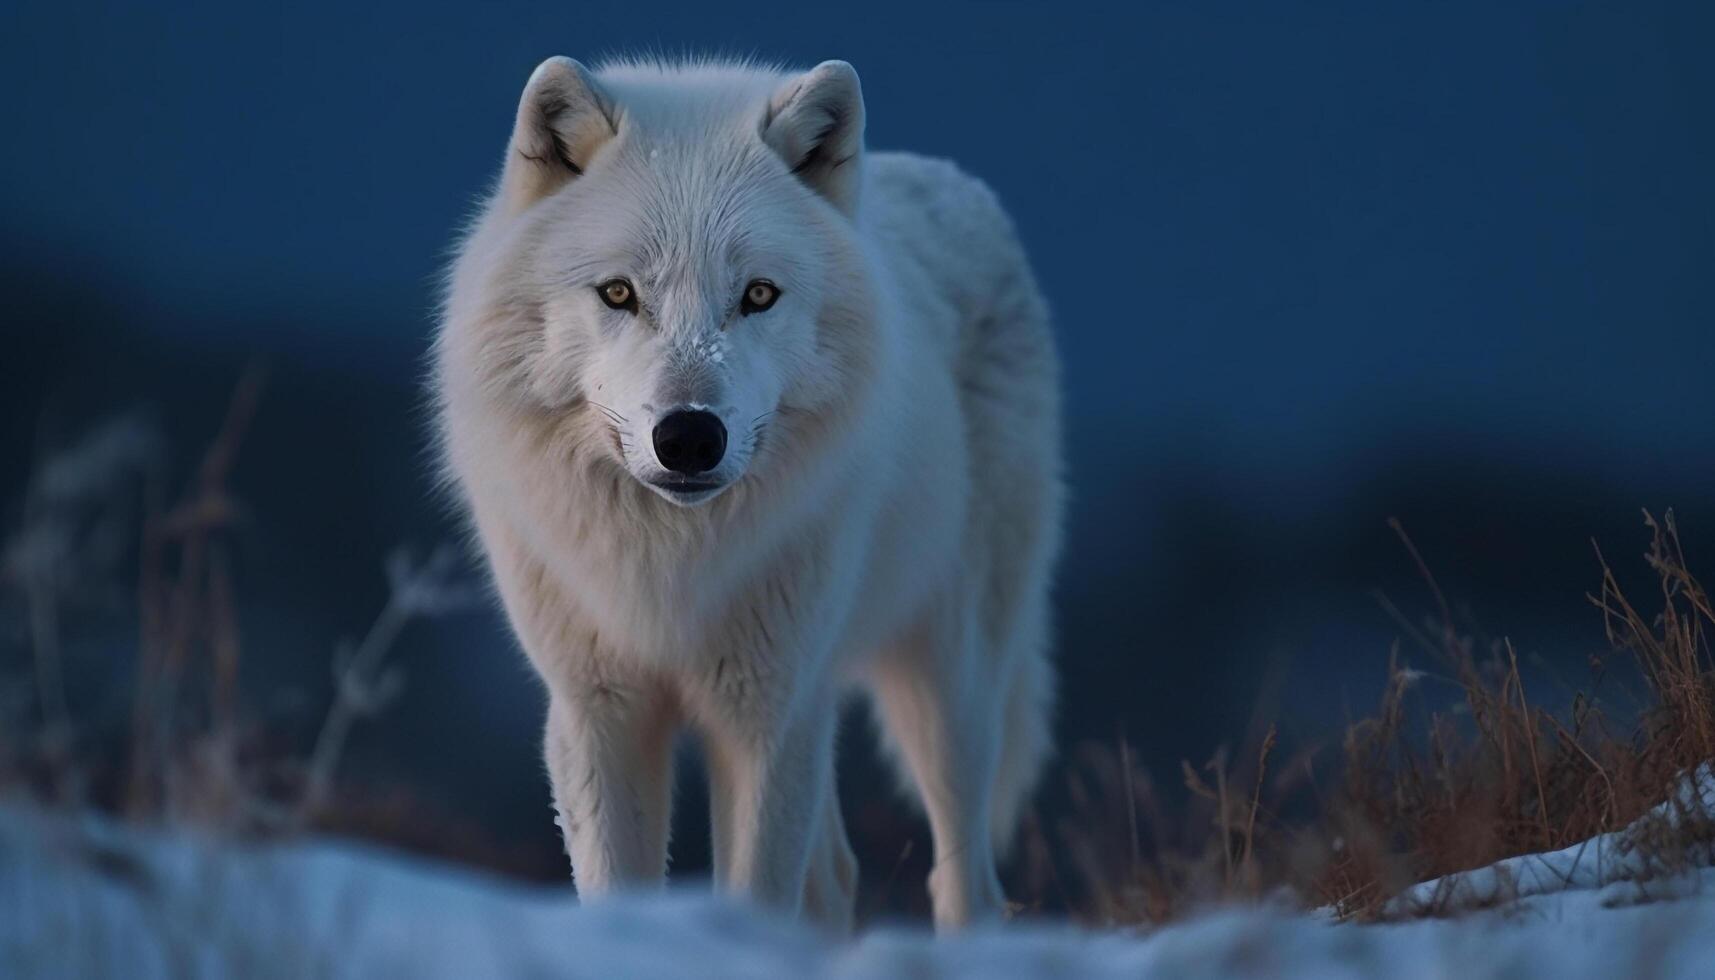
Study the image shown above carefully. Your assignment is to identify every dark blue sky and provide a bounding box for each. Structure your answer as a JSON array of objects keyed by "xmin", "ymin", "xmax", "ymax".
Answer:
[
  {"xmin": 4, "ymin": 1, "xmax": 1712, "ymax": 876},
  {"xmin": 6, "ymin": 2, "xmax": 1711, "ymax": 468}
]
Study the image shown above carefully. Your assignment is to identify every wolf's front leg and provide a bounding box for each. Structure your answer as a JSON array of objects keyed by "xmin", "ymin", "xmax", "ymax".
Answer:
[
  {"xmin": 544, "ymin": 681, "xmax": 677, "ymax": 897},
  {"xmin": 800, "ymin": 771, "xmax": 858, "ymax": 933},
  {"xmin": 870, "ymin": 612, "xmax": 1009, "ymax": 931},
  {"xmin": 703, "ymin": 696, "xmax": 839, "ymax": 916}
]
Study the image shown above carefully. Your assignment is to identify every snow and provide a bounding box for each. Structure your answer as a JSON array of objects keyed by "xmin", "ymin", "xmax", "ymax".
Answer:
[
  {"xmin": 3, "ymin": 801, "xmax": 1713, "ymax": 979},
  {"xmin": 1386, "ymin": 762, "xmax": 1715, "ymax": 916}
]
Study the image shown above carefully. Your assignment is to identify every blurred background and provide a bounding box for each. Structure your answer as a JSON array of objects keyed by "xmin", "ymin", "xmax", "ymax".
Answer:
[{"xmin": 3, "ymin": 0, "xmax": 1711, "ymax": 911}]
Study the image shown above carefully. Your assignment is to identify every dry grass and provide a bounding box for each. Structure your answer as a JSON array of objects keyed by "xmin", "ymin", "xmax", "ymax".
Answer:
[
  {"xmin": 1042, "ymin": 510, "xmax": 1715, "ymax": 925},
  {"xmin": 1, "ymin": 371, "xmax": 475, "ymax": 839}
]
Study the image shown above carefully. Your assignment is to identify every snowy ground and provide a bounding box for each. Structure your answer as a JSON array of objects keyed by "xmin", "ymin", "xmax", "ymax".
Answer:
[
  {"xmin": 2, "ymin": 801, "xmax": 1712, "ymax": 979},
  {"xmin": 1382, "ymin": 763, "xmax": 1715, "ymax": 920}
]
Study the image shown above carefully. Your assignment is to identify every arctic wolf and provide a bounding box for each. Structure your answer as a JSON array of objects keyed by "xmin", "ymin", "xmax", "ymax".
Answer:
[{"xmin": 433, "ymin": 56, "xmax": 1062, "ymax": 931}]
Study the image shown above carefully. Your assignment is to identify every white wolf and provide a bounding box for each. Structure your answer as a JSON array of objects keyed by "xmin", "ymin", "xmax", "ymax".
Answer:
[{"xmin": 433, "ymin": 56, "xmax": 1062, "ymax": 931}]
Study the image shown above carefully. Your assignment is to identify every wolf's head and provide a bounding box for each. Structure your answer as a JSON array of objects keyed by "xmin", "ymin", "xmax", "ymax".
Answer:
[{"xmin": 443, "ymin": 58, "xmax": 876, "ymax": 510}]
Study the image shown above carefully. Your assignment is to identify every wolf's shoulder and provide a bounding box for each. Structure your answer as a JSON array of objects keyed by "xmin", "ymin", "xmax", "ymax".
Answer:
[
  {"xmin": 865, "ymin": 153, "xmax": 1018, "ymax": 244},
  {"xmin": 862, "ymin": 153, "xmax": 1031, "ymax": 302}
]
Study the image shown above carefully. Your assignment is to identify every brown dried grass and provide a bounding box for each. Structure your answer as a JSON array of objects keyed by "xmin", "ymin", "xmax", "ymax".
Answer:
[
  {"xmin": 1043, "ymin": 510, "xmax": 1715, "ymax": 925},
  {"xmin": 4, "ymin": 370, "xmax": 472, "ymax": 839}
]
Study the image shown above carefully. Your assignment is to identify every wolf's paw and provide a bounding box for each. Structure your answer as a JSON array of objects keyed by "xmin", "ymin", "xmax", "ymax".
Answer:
[{"xmin": 927, "ymin": 859, "xmax": 1006, "ymax": 932}]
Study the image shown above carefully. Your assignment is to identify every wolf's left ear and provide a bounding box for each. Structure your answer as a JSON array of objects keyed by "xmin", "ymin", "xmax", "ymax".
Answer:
[
  {"xmin": 501, "ymin": 57, "xmax": 618, "ymax": 213},
  {"xmin": 763, "ymin": 61, "xmax": 865, "ymax": 215}
]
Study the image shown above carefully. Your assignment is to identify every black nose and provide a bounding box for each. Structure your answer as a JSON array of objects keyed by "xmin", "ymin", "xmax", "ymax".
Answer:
[{"xmin": 652, "ymin": 410, "xmax": 727, "ymax": 474}]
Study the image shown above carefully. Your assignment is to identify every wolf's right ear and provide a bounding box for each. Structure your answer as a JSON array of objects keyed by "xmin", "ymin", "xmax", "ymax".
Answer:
[
  {"xmin": 500, "ymin": 57, "xmax": 618, "ymax": 213},
  {"xmin": 763, "ymin": 61, "xmax": 865, "ymax": 215}
]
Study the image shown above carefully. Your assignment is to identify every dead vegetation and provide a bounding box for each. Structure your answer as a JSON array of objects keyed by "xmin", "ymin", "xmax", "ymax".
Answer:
[
  {"xmin": 1041, "ymin": 511, "xmax": 1715, "ymax": 925},
  {"xmin": 1, "ymin": 371, "xmax": 475, "ymax": 839}
]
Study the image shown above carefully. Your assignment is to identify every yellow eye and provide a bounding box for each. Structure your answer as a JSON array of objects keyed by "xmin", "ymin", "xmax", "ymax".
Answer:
[
  {"xmin": 741, "ymin": 280, "xmax": 780, "ymax": 314},
  {"xmin": 598, "ymin": 279, "xmax": 636, "ymax": 312}
]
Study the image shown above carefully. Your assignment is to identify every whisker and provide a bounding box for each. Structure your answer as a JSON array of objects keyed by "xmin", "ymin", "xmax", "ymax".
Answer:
[
  {"xmin": 748, "ymin": 420, "xmax": 778, "ymax": 463},
  {"xmin": 589, "ymin": 401, "xmax": 629, "ymax": 425}
]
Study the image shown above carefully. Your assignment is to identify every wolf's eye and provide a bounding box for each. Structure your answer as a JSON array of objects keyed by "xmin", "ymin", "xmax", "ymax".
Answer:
[
  {"xmin": 598, "ymin": 278, "xmax": 638, "ymax": 313},
  {"xmin": 740, "ymin": 280, "xmax": 780, "ymax": 315}
]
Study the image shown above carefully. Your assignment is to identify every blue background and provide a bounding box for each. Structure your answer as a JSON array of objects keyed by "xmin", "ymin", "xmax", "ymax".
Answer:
[{"xmin": 3, "ymin": 1, "xmax": 1711, "ymax": 884}]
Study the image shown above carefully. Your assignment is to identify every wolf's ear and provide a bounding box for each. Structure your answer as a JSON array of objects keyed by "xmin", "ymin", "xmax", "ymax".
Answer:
[
  {"xmin": 763, "ymin": 61, "xmax": 865, "ymax": 215},
  {"xmin": 501, "ymin": 57, "xmax": 618, "ymax": 212}
]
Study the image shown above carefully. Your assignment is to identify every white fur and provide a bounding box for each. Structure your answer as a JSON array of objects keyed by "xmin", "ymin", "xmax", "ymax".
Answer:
[{"xmin": 432, "ymin": 55, "xmax": 1063, "ymax": 932}]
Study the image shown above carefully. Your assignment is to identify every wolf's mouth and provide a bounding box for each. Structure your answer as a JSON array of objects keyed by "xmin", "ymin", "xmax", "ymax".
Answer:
[{"xmin": 649, "ymin": 477, "xmax": 725, "ymax": 498}]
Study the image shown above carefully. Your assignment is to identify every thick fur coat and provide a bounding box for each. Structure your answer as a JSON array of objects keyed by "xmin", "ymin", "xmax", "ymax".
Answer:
[{"xmin": 433, "ymin": 56, "xmax": 1062, "ymax": 931}]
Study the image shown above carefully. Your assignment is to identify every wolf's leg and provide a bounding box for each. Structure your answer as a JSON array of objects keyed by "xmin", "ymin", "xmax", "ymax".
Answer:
[
  {"xmin": 988, "ymin": 641, "xmax": 1053, "ymax": 858},
  {"xmin": 480, "ymin": 523, "xmax": 678, "ymax": 895},
  {"xmin": 544, "ymin": 681, "xmax": 676, "ymax": 897},
  {"xmin": 702, "ymin": 695, "xmax": 839, "ymax": 916},
  {"xmin": 800, "ymin": 768, "xmax": 858, "ymax": 933},
  {"xmin": 870, "ymin": 603, "xmax": 1008, "ymax": 930}
]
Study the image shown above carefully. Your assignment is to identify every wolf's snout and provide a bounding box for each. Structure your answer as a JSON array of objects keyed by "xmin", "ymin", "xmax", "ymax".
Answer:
[{"xmin": 652, "ymin": 410, "xmax": 727, "ymax": 474}]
